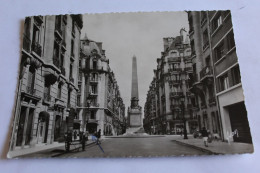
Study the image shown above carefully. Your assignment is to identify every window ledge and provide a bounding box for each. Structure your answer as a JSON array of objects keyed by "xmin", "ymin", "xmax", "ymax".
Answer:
[
  {"xmin": 223, "ymin": 12, "xmax": 231, "ymax": 22},
  {"xmin": 226, "ymin": 46, "xmax": 236, "ymax": 55},
  {"xmin": 211, "ymin": 24, "xmax": 223, "ymax": 37},
  {"xmin": 214, "ymin": 54, "xmax": 227, "ymax": 66},
  {"xmin": 216, "ymin": 83, "xmax": 242, "ymax": 97}
]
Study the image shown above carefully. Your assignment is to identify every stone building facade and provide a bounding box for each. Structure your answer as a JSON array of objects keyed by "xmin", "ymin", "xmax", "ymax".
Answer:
[
  {"xmin": 144, "ymin": 29, "xmax": 198, "ymax": 135},
  {"xmin": 10, "ymin": 15, "xmax": 83, "ymax": 150},
  {"xmin": 188, "ymin": 11, "xmax": 252, "ymax": 143},
  {"xmin": 187, "ymin": 11, "xmax": 221, "ymax": 138},
  {"xmin": 77, "ymin": 35, "xmax": 126, "ymax": 136}
]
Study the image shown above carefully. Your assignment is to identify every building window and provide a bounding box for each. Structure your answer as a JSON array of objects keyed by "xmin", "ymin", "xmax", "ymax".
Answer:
[
  {"xmin": 201, "ymin": 11, "xmax": 207, "ymax": 25},
  {"xmin": 214, "ymin": 41, "xmax": 225, "ymax": 62},
  {"xmin": 71, "ymin": 39, "xmax": 74, "ymax": 57},
  {"xmin": 93, "ymin": 61, "xmax": 97, "ymax": 69},
  {"xmin": 57, "ymin": 83, "xmax": 62, "ymax": 99},
  {"xmin": 90, "ymin": 111, "xmax": 96, "ymax": 119},
  {"xmin": 69, "ymin": 63, "xmax": 73, "ymax": 79},
  {"xmin": 203, "ymin": 29, "xmax": 209, "ymax": 50},
  {"xmin": 212, "ymin": 14, "xmax": 222, "ymax": 33},
  {"xmin": 53, "ymin": 41, "xmax": 60, "ymax": 68},
  {"xmin": 90, "ymin": 85, "xmax": 97, "ymax": 94},
  {"xmin": 27, "ymin": 67, "xmax": 36, "ymax": 94},
  {"xmin": 67, "ymin": 90, "xmax": 71, "ymax": 107},
  {"xmin": 55, "ymin": 15, "xmax": 62, "ymax": 33},
  {"xmin": 218, "ymin": 73, "xmax": 229, "ymax": 92},
  {"xmin": 227, "ymin": 31, "xmax": 235, "ymax": 51},
  {"xmin": 189, "ymin": 16, "xmax": 194, "ymax": 34},
  {"xmin": 231, "ymin": 65, "xmax": 241, "ymax": 86},
  {"xmin": 77, "ymin": 95, "xmax": 81, "ymax": 106},
  {"xmin": 44, "ymin": 84, "xmax": 51, "ymax": 102}
]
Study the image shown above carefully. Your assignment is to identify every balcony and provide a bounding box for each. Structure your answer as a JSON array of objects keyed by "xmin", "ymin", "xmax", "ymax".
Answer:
[
  {"xmin": 201, "ymin": 17, "xmax": 207, "ymax": 26},
  {"xmin": 31, "ymin": 41, "xmax": 42, "ymax": 57},
  {"xmin": 169, "ymin": 80, "xmax": 181, "ymax": 86},
  {"xmin": 70, "ymin": 52, "xmax": 75, "ymax": 61},
  {"xmin": 189, "ymin": 27, "xmax": 194, "ymax": 35},
  {"xmin": 54, "ymin": 98, "xmax": 65, "ymax": 108},
  {"xmin": 34, "ymin": 16, "xmax": 43, "ymax": 24},
  {"xmin": 170, "ymin": 104, "xmax": 180, "ymax": 111},
  {"xmin": 55, "ymin": 26, "xmax": 63, "ymax": 39},
  {"xmin": 184, "ymin": 67, "xmax": 193, "ymax": 73},
  {"xmin": 69, "ymin": 77, "xmax": 74, "ymax": 83},
  {"xmin": 191, "ymin": 51, "xmax": 196, "ymax": 59},
  {"xmin": 89, "ymin": 102, "xmax": 100, "ymax": 108},
  {"xmin": 203, "ymin": 41, "xmax": 209, "ymax": 51},
  {"xmin": 26, "ymin": 86, "xmax": 36, "ymax": 95},
  {"xmin": 23, "ymin": 34, "xmax": 31, "ymax": 53},
  {"xmin": 61, "ymin": 40, "xmax": 66, "ymax": 51},
  {"xmin": 53, "ymin": 56, "xmax": 60, "ymax": 68},
  {"xmin": 89, "ymin": 78, "xmax": 98, "ymax": 83},
  {"xmin": 192, "ymin": 104, "xmax": 200, "ymax": 111},
  {"xmin": 170, "ymin": 92, "xmax": 183, "ymax": 98},
  {"xmin": 208, "ymin": 97, "xmax": 216, "ymax": 106},
  {"xmin": 199, "ymin": 66, "xmax": 213, "ymax": 83},
  {"xmin": 186, "ymin": 92, "xmax": 194, "ymax": 97},
  {"xmin": 89, "ymin": 91, "xmax": 98, "ymax": 97},
  {"xmin": 43, "ymin": 92, "xmax": 51, "ymax": 104},
  {"xmin": 200, "ymin": 102, "xmax": 207, "ymax": 109},
  {"xmin": 168, "ymin": 68, "xmax": 181, "ymax": 73},
  {"xmin": 61, "ymin": 67, "xmax": 66, "ymax": 76}
]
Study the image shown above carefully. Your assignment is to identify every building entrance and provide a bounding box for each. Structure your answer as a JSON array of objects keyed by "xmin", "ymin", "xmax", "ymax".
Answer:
[{"xmin": 228, "ymin": 102, "xmax": 252, "ymax": 143}]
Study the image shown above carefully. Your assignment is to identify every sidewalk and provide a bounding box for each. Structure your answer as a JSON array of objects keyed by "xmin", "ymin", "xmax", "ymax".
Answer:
[
  {"xmin": 7, "ymin": 137, "xmax": 98, "ymax": 158},
  {"xmin": 174, "ymin": 137, "xmax": 254, "ymax": 155}
]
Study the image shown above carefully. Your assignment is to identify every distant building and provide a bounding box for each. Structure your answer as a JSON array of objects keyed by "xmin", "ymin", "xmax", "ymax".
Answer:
[
  {"xmin": 144, "ymin": 29, "xmax": 197, "ymax": 135},
  {"xmin": 10, "ymin": 15, "xmax": 83, "ymax": 150},
  {"xmin": 188, "ymin": 11, "xmax": 252, "ymax": 143},
  {"xmin": 78, "ymin": 35, "xmax": 126, "ymax": 136}
]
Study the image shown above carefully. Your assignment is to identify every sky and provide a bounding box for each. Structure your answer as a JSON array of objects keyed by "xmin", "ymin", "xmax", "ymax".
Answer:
[{"xmin": 81, "ymin": 12, "xmax": 189, "ymax": 116}]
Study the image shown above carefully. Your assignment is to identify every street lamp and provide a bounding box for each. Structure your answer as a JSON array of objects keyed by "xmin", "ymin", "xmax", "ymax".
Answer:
[{"xmin": 180, "ymin": 95, "xmax": 188, "ymax": 139}]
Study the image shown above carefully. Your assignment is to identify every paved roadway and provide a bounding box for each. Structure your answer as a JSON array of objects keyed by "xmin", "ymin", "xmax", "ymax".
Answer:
[{"xmin": 56, "ymin": 135, "xmax": 207, "ymax": 158}]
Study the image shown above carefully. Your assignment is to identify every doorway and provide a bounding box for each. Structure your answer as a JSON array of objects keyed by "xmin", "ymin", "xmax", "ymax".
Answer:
[{"xmin": 228, "ymin": 102, "xmax": 252, "ymax": 143}]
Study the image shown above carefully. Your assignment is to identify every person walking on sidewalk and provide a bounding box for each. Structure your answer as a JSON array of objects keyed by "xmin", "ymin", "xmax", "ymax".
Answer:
[
  {"xmin": 201, "ymin": 127, "xmax": 209, "ymax": 147},
  {"xmin": 96, "ymin": 129, "xmax": 101, "ymax": 145}
]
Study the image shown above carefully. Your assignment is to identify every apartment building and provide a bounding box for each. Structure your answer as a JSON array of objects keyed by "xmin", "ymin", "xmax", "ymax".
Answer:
[{"xmin": 10, "ymin": 15, "xmax": 83, "ymax": 150}]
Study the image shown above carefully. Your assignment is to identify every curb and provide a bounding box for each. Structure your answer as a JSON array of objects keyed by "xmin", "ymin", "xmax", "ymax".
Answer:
[
  {"xmin": 173, "ymin": 140, "xmax": 219, "ymax": 155},
  {"xmin": 51, "ymin": 141, "xmax": 97, "ymax": 157}
]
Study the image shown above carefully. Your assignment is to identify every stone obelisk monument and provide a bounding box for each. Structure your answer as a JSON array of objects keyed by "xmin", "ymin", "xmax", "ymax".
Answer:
[{"xmin": 127, "ymin": 55, "xmax": 142, "ymax": 128}]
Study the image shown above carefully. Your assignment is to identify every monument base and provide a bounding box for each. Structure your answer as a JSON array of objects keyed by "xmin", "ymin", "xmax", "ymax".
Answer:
[{"xmin": 128, "ymin": 107, "xmax": 142, "ymax": 127}]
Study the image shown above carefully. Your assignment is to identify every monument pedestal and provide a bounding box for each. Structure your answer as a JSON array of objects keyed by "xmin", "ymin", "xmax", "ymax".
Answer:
[{"xmin": 128, "ymin": 107, "xmax": 142, "ymax": 127}]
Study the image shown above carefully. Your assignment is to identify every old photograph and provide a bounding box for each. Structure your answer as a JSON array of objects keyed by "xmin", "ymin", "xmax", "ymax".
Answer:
[{"xmin": 7, "ymin": 11, "xmax": 253, "ymax": 158}]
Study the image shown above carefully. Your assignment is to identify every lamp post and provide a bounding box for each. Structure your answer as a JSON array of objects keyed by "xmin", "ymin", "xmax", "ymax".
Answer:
[{"xmin": 180, "ymin": 96, "xmax": 188, "ymax": 139}]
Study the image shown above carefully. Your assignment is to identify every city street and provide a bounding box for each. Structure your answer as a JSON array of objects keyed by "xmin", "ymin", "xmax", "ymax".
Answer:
[{"xmin": 55, "ymin": 135, "xmax": 207, "ymax": 158}]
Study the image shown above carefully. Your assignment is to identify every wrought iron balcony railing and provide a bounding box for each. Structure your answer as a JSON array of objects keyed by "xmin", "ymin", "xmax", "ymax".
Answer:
[
  {"xmin": 31, "ymin": 41, "xmax": 42, "ymax": 57},
  {"xmin": 44, "ymin": 92, "xmax": 51, "ymax": 102},
  {"xmin": 61, "ymin": 66, "xmax": 66, "ymax": 76},
  {"xmin": 23, "ymin": 34, "xmax": 31, "ymax": 53},
  {"xmin": 69, "ymin": 77, "xmax": 74, "ymax": 83},
  {"xmin": 208, "ymin": 97, "xmax": 216, "ymax": 104},
  {"xmin": 203, "ymin": 41, "xmax": 209, "ymax": 50},
  {"xmin": 26, "ymin": 86, "xmax": 36, "ymax": 95},
  {"xmin": 53, "ymin": 56, "xmax": 60, "ymax": 68},
  {"xmin": 200, "ymin": 66, "xmax": 213, "ymax": 80}
]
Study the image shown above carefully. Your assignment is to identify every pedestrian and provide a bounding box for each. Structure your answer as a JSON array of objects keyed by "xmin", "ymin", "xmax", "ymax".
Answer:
[
  {"xmin": 201, "ymin": 127, "xmax": 209, "ymax": 147},
  {"xmin": 74, "ymin": 130, "xmax": 77, "ymax": 140},
  {"xmin": 82, "ymin": 131, "xmax": 86, "ymax": 151},
  {"xmin": 96, "ymin": 129, "xmax": 101, "ymax": 145}
]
